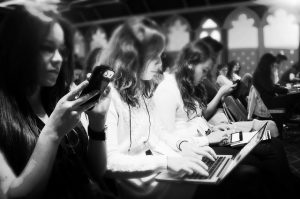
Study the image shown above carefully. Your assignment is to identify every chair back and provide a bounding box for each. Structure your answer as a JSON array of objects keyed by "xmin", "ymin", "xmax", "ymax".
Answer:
[{"xmin": 222, "ymin": 95, "xmax": 248, "ymax": 122}]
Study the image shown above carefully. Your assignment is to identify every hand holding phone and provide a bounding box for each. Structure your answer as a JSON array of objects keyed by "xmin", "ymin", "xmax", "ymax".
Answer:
[{"xmin": 79, "ymin": 65, "xmax": 114, "ymax": 109}]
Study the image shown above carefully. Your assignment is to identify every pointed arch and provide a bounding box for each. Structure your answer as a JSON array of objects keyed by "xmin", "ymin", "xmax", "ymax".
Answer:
[
  {"xmin": 224, "ymin": 7, "xmax": 261, "ymax": 76},
  {"xmin": 162, "ymin": 15, "xmax": 191, "ymax": 51},
  {"xmin": 261, "ymin": 8, "xmax": 299, "ymax": 76},
  {"xmin": 196, "ymin": 17, "xmax": 221, "ymax": 42}
]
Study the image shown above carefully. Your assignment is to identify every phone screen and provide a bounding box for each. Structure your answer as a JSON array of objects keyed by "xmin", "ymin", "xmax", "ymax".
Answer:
[
  {"xmin": 80, "ymin": 65, "xmax": 114, "ymax": 107},
  {"xmin": 231, "ymin": 132, "xmax": 242, "ymax": 143}
]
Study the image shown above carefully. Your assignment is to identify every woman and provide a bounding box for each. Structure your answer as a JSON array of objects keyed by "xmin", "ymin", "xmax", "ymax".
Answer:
[
  {"xmin": 0, "ymin": 4, "xmax": 112, "ymax": 199},
  {"xmin": 253, "ymin": 53, "xmax": 300, "ymax": 112},
  {"xmin": 227, "ymin": 60, "xmax": 242, "ymax": 81},
  {"xmin": 153, "ymin": 39, "xmax": 299, "ymax": 198},
  {"xmin": 100, "ymin": 17, "xmax": 215, "ymax": 199},
  {"xmin": 216, "ymin": 63, "xmax": 233, "ymax": 88}
]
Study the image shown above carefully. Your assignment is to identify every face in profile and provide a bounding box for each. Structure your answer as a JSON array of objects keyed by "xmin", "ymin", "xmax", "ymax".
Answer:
[
  {"xmin": 193, "ymin": 58, "xmax": 213, "ymax": 85},
  {"xmin": 141, "ymin": 50, "xmax": 163, "ymax": 80},
  {"xmin": 38, "ymin": 22, "xmax": 65, "ymax": 87},
  {"xmin": 233, "ymin": 62, "xmax": 241, "ymax": 73},
  {"xmin": 219, "ymin": 66, "xmax": 228, "ymax": 76}
]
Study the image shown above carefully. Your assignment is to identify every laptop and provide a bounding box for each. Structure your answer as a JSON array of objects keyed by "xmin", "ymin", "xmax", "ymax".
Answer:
[{"xmin": 155, "ymin": 122, "xmax": 268, "ymax": 185}]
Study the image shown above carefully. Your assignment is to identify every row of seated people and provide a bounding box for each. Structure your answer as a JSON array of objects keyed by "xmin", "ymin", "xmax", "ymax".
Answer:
[{"xmin": 1, "ymin": 3, "xmax": 300, "ymax": 199}]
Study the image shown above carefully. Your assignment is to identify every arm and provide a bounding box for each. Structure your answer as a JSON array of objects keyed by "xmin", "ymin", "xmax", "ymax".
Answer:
[
  {"xmin": 85, "ymin": 87, "xmax": 114, "ymax": 182},
  {"xmin": 105, "ymin": 100, "xmax": 168, "ymax": 179},
  {"xmin": 203, "ymin": 84, "xmax": 236, "ymax": 120},
  {"xmin": 153, "ymin": 83, "xmax": 209, "ymax": 150},
  {"xmin": 0, "ymin": 130, "xmax": 61, "ymax": 199},
  {"xmin": 0, "ymin": 81, "xmax": 106, "ymax": 199}
]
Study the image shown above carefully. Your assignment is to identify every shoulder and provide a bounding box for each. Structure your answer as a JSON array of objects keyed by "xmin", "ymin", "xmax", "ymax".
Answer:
[{"xmin": 155, "ymin": 73, "xmax": 179, "ymax": 94}]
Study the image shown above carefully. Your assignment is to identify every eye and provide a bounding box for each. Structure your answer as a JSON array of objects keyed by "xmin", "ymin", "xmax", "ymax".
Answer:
[{"xmin": 40, "ymin": 44, "xmax": 56, "ymax": 53}]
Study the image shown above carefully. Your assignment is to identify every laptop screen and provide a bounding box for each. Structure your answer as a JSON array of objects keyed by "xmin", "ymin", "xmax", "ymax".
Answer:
[{"xmin": 225, "ymin": 122, "xmax": 268, "ymax": 172}]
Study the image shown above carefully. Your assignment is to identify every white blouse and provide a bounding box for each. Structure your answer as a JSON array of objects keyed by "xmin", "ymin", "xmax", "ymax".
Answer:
[
  {"xmin": 105, "ymin": 87, "xmax": 197, "ymax": 199},
  {"xmin": 153, "ymin": 73, "xmax": 210, "ymax": 148}
]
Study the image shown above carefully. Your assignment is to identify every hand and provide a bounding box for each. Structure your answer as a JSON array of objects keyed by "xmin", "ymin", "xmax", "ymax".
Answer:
[
  {"xmin": 167, "ymin": 156, "xmax": 209, "ymax": 178},
  {"xmin": 180, "ymin": 143, "xmax": 217, "ymax": 161},
  {"xmin": 86, "ymin": 84, "xmax": 112, "ymax": 130},
  {"xmin": 212, "ymin": 123, "xmax": 231, "ymax": 131},
  {"xmin": 207, "ymin": 130, "xmax": 230, "ymax": 146},
  {"xmin": 44, "ymin": 80, "xmax": 100, "ymax": 140},
  {"xmin": 218, "ymin": 84, "xmax": 236, "ymax": 97}
]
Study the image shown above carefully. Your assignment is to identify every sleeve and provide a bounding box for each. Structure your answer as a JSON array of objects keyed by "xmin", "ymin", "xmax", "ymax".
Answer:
[
  {"xmin": 153, "ymin": 83, "xmax": 208, "ymax": 151},
  {"xmin": 105, "ymin": 99, "xmax": 167, "ymax": 177}
]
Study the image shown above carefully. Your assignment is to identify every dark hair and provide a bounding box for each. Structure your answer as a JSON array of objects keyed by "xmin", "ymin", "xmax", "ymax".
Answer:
[
  {"xmin": 99, "ymin": 17, "xmax": 165, "ymax": 107},
  {"xmin": 216, "ymin": 64, "xmax": 228, "ymax": 77},
  {"xmin": 201, "ymin": 36, "xmax": 223, "ymax": 56},
  {"xmin": 275, "ymin": 54, "xmax": 287, "ymax": 64},
  {"xmin": 227, "ymin": 60, "xmax": 240, "ymax": 79},
  {"xmin": 0, "ymin": 5, "xmax": 74, "ymax": 174},
  {"xmin": 253, "ymin": 53, "xmax": 276, "ymax": 93},
  {"xmin": 173, "ymin": 39, "xmax": 212, "ymax": 117}
]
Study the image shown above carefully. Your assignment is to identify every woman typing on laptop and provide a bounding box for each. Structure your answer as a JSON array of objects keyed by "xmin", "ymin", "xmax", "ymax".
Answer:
[{"xmin": 153, "ymin": 39, "xmax": 299, "ymax": 198}]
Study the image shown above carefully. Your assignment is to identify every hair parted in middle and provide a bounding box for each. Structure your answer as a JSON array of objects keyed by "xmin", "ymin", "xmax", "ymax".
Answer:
[{"xmin": 99, "ymin": 17, "xmax": 166, "ymax": 107}]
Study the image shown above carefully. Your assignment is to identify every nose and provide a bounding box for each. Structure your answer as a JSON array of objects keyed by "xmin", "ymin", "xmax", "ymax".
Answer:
[{"xmin": 51, "ymin": 49, "xmax": 63, "ymax": 63}]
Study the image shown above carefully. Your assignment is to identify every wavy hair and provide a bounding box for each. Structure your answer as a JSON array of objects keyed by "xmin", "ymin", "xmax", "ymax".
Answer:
[
  {"xmin": 172, "ymin": 39, "xmax": 212, "ymax": 117},
  {"xmin": 99, "ymin": 17, "xmax": 165, "ymax": 107},
  {"xmin": 0, "ymin": 5, "xmax": 74, "ymax": 174}
]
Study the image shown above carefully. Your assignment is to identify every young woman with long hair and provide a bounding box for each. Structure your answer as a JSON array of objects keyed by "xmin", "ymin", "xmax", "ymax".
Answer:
[
  {"xmin": 99, "ymin": 17, "xmax": 217, "ymax": 199},
  {"xmin": 153, "ymin": 39, "xmax": 300, "ymax": 198},
  {"xmin": 0, "ymin": 3, "xmax": 112, "ymax": 199}
]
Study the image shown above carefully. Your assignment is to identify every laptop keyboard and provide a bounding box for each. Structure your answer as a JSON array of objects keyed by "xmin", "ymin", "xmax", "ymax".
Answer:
[{"xmin": 187, "ymin": 156, "xmax": 226, "ymax": 179}]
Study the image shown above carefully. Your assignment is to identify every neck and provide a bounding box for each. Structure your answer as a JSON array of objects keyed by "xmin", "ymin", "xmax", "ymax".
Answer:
[{"xmin": 27, "ymin": 86, "xmax": 48, "ymax": 122}]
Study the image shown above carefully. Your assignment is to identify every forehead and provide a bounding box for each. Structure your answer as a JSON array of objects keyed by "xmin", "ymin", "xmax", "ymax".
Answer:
[{"xmin": 45, "ymin": 23, "xmax": 64, "ymax": 45}]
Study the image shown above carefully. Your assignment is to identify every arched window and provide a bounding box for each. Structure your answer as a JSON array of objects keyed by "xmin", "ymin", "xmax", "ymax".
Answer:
[
  {"xmin": 262, "ymin": 8, "xmax": 299, "ymax": 76},
  {"xmin": 224, "ymin": 7, "xmax": 260, "ymax": 75},
  {"xmin": 163, "ymin": 15, "xmax": 191, "ymax": 52},
  {"xmin": 197, "ymin": 18, "xmax": 221, "ymax": 42},
  {"xmin": 86, "ymin": 26, "xmax": 108, "ymax": 53}
]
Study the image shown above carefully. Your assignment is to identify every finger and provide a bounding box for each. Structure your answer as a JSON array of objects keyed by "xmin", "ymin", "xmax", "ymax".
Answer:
[
  {"xmin": 65, "ymin": 80, "xmax": 89, "ymax": 100},
  {"xmin": 99, "ymin": 85, "xmax": 111, "ymax": 99},
  {"xmin": 203, "ymin": 146, "xmax": 217, "ymax": 159},
  {"xmin": 197, "ymin": 150, "xmax": 215, "ymax": 162},
  {"xmin": 192, "ymin": 147, "xmax": 215, "ymax": 161},
  {"xmin": 189, "ymin": 157, "xmax": 208, "ymax": 170},
  {"xmin": 76, "ymin": 98, "xmax": 99, "ymax": 113},
  {"xmin": 75, "ymin": 89, "xmax": 100, "ymax": 104},
  {"xmin": 189, "ymin": 162, "xmax": 209, "ymax": 177}
]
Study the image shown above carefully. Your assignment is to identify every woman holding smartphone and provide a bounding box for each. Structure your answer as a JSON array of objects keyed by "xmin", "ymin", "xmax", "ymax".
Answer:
[{"xmin": 0, "ymin": 3, "xmax": 113, "ymax": 199}]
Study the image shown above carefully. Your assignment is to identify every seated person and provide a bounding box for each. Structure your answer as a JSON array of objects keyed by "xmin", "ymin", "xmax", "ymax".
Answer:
[
  {"xmin": 216, "ymin": 64, "xmax": 233, "ymax": 88},
  {"xmin": 279, "ymin": 61, "xmax": 300, "ymax": 85},
  {"xmin": 153, "ymin": 39, "xmax": 299, "ymax": 198},
  {"xmin": 253, "ymin": 53, "xmax": 300, "ymax": 114}
]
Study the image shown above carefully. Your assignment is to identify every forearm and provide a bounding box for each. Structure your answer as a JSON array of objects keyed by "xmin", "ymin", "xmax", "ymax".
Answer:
[
  {"xmin": 203, "ymin": 91, "xmax": 223, "ymax": 119},
  {"xmin": 6, "ymin": 130, "xmax": 61, "ymax": 199},
  {"xmin": 106, "ymin": 152, "xmax": 167, "ymax": 179},
  {"xmin": 87, "ymin": 140, "xmax": 107, "ymax": 181},
  {"xmin": 87, "ymin": 117, "xmax": 107, "ymax": 181}
]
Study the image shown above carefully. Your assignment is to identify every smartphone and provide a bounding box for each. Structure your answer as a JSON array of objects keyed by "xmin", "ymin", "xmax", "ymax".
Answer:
[
  {"xmin": 80, "ymin": 65, "xmax": 114, "ymax": 107},
  {"xmin": 230, "ymin": 131, "xmax": 243, "ymax": 143}
]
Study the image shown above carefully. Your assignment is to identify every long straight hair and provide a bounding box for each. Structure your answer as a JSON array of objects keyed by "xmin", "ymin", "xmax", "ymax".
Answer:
[
  {"xmin": 172, "ymin": 39, "xmax": 211, "ymax": 117},
  {"xmin": 0, "ymin": 5, "xmax": 74, "ymax": 174},
  {"xmin": 253, "ymin": 53, "xmax": 276, "ymax": 95},
  {"xmin": 99, "ymin": 17, "xmax": 166, "ymax": 107}
]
